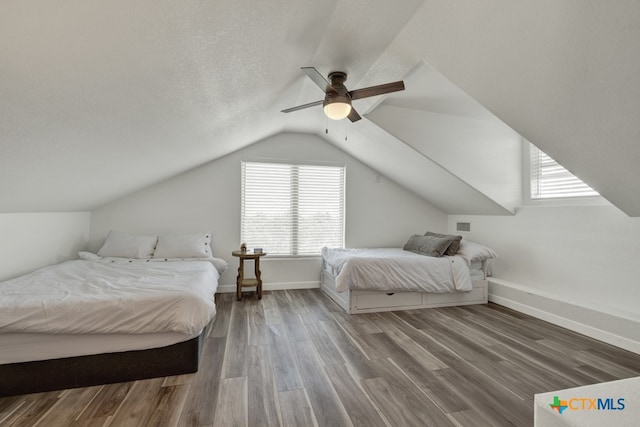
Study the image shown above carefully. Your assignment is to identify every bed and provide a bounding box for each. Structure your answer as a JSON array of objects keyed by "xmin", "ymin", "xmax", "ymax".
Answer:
[
  {"xmin": 320, "ymin": 235, "xmax": 496, "ymax": 314},
  {"xmin": 0, "ymin": 230, "xmax": 227, "ymax": 397}
]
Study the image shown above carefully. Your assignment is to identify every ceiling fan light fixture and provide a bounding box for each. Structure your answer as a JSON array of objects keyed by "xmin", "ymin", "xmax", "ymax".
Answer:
[
  {"xmin": 323, "ymin": 94, "xmax": 352, "ymax": 120},
  {"xmin": 281, "ymin": 67, "xmax": 404, "ymax": 123}
]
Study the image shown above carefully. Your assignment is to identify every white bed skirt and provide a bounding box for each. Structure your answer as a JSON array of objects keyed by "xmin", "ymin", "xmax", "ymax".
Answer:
[{"xmin": 321, "ymin": 267, "xmax": 488, "ymax": 314}]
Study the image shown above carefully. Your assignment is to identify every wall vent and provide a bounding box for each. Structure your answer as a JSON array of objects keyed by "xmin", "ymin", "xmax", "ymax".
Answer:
[{"xmin": 456, "ymin": 222, "xmax": 471, "ymax": 233}]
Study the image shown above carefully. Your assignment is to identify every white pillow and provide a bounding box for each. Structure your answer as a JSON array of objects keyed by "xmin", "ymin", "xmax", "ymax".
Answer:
[
  {"xmin": 153, "ymin": 232, "xmax": 212, "ymax": 259},
  {"xmin": 457, "ymin": 240, "xmax": 498, "ymax": 263},
  {"xmin": 97, "ymin": 230, "xmax": 158, "ymax": 259},
  {"xmin": 78, "ymin": 251, "xmax": 101, "ymax": 261}
]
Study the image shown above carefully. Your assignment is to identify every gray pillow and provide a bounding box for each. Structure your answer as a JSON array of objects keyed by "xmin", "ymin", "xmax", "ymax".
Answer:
[
  {"xmin": 424, "ymin": 231, "xmax": 462, "ymax": 256},
  {"xmin": 403, "ymin": 234, "xmax": 451, "ymax": 257}
]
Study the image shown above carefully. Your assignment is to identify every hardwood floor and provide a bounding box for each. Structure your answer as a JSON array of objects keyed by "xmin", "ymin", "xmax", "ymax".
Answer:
[{"xmin": 1, "ymin": 289, "xmax": 639, "ymax": 426}]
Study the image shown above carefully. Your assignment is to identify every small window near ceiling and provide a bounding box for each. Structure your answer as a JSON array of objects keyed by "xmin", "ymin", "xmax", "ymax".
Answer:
[
  {"xmin": 530, "ymin": 144, "xmax": 599, "ymax": 199},
  {"xmin": 241, "ymin": 161, "xmax": 345, "ymax": 256}
]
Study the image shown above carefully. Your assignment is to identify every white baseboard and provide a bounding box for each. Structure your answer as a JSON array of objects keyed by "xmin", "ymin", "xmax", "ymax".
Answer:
[
  {"xmin": 217, "ymin": 281, "xmax": 320, "ymax": 294},
  {"xmin": 489, "ymin": 278, "xmax": 640, "ymax": 355}
]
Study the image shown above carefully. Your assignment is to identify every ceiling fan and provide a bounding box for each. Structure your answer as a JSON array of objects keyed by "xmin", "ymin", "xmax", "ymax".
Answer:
[{"xmin": 281, "ymin": 67, "xmax": 405, "ymax": 122}]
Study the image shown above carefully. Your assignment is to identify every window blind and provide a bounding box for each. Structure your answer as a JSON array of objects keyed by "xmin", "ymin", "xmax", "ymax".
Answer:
[
  {"xmin": 530, "ymin": 145, "xmax": 599, "ymax": 199},
  {"xmin": 241, "ymin": 161, "xmax": 345, "ymax": 256}
]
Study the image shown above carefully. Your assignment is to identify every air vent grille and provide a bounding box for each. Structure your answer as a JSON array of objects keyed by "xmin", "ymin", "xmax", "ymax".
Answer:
[{"xmin": 456, "ymin": 222, "xmax": 471, "ymax": 233}]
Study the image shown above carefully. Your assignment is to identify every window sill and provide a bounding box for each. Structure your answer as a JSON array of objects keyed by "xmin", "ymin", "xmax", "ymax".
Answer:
[
  {"xmin": 523, "ymin": 195, "xmax": 610, "ymax": 208},
  {"xmin": 261, "ymin": 255, "xmax": 322, "ymax": 261}
]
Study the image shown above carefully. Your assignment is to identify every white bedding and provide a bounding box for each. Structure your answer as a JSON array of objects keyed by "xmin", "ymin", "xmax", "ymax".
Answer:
[
  {"xmin": 322, "ymin": 247, "xmax": 473, "ymax": 293},
  {"xmin": 0, "ymin": 259, "xmax": 220, "ymax": 336}
]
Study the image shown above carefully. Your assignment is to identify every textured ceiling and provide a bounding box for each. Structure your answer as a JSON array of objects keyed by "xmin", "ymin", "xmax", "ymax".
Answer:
[
  {"xmin": 2, "ymin": 1, "xmax": 639, "ymax": 215},
  {"xmin": 0, "ymin": 0, "xmax": 421, "ymax": 212}
]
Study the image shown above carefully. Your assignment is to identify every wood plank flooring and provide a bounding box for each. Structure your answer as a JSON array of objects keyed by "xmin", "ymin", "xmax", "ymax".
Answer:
[{"xmin": 1, "ymin": 289, "xmax": 639, "ymax": 426}]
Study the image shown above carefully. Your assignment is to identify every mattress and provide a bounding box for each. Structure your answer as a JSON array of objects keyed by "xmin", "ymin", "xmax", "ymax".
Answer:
[
  {"xmin": 0, "ymin": 259, "xmax": 219, "ymax": 336},
  {"xmin": 0, "ymin": 331, "xmax": 197, "ymax": 364},
  {"xmin": 323, "ymin": 255, "xmax": 486, "ymax": 281},
  {"xmin": 322, "ymin": 247, "xmax": 473, "ymax": 293}
]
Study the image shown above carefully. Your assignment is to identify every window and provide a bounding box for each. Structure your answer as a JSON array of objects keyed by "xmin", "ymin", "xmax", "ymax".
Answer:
[
  {"xmin": 530, "ymin": 144, "xmax": 599, "ymax": 199},
  {"xmin": 241, "ymin": 161, "xmax": 345, "ymax": 256}
]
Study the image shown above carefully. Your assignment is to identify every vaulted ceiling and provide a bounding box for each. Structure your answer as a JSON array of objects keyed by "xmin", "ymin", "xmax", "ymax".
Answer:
[{"xmin": 2, "ymin": 1, "xmax": 639, "ymax": 215}]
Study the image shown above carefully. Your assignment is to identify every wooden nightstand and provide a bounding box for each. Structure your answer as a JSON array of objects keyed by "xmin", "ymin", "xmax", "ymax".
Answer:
[{"xmin": 231, "ymin": 250, "xmax": 266, "ymax": 301}]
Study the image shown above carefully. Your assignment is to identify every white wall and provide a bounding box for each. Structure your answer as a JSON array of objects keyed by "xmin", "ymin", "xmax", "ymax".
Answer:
[
  {"xmin": 0, "ymin": 212, "xmax": 90, "ymax": 281},
  {"xmin": 90, "ymin": 132, "xmax": 447, "ymax": 290},
  {"xmin": 449, "ymin": 205, "xmax": 640, "ymax": 352}
]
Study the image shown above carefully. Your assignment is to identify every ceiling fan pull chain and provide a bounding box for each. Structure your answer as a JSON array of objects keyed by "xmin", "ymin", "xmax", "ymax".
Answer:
[{"xmin": 345, "ymin": 125, "xmax": 348, "ymax": 142}]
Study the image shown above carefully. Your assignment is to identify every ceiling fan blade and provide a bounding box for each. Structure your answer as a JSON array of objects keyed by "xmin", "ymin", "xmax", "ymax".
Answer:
[
  {"xmin": 349, "ymin": 80, "xmax": 405, "ymax": 101},
  {"xmin": 347, "ymin": 107, "xmax": 362, "ymax": 122},
  {"xmin": 281, "ymin": 99, "xmax": 324, "ymax": 113},
  {"xmin": 301, "ymin": 67, "xmax": 334, "ymax": 92}
]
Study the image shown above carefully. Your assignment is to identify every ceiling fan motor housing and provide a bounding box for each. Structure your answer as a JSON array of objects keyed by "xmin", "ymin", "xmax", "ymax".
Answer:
[
  {"xmin": 323, "ymin": 92, "xmax": 351, "ymax": 107},
  {"xmin": 327, "ymin": 71, "xmax": 348, "ymax": 95}
]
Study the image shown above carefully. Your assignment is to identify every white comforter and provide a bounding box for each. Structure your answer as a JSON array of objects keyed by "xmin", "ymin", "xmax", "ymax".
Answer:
[
  {"xmin": 0, "ymin": 259, "xmax": 219, "ymax": 336},
  {"xmin": 322, "ymin": 247, "xmax": 472, "ymax": 293}
]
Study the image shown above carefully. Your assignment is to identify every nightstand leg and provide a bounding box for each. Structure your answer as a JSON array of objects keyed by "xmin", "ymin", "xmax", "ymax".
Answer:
[
  {"xmin": 236, "ymin": 259, "xmax": 244, "ymax": 301},
  {"xmin": 255, "ymin": 258, "xmax": 262, "ymax": 299}
]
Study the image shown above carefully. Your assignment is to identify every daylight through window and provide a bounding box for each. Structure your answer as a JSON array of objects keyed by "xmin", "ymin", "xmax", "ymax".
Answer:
[
  {"xmin": 241, "ymin": 161, "xmax": 345, "ymax": 256},
  {"xmin": 530, "ymin": 145, "xmax": 599, "ymax": 199}
]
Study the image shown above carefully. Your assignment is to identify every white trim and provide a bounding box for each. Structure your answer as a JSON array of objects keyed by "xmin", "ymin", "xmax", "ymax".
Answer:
[
  {"xmin": 241, "ymin": 156, "xmax": 345, "ymax": 168},
  {"xmin": 217, "ymin": 281, "xmax": 320, "ymax": 294},
  {"xmin": 525, "ymin": 195, "xmax": 610, "ymax": 208},
  {"xmin": 261, "ymin": 255, "xmax": 322, "ymax": 261},
  {"xmin": 489, "ymin": 278, "xmax": 640, "ymax": 354}
]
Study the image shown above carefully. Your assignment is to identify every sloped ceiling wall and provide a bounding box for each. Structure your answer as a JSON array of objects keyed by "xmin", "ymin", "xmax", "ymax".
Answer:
[
  {"xmin": 1, "ymin": 1, "xmax": 639, "ymax": 215},
  {"xmin": 318, "ymin": 115, "xmax": 515, "ymax": 215},
  {"xmin": 366, "ymin": 62, "xmax": 522, "ymax": 213},
  {"xmin": 361, "ymin": 0, "xmax": 640, "ymax": 215}
]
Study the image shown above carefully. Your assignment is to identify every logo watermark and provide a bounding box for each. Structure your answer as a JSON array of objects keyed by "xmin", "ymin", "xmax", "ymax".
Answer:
[{"xmin": 549, "ymin": 395, "xmax": 625, "ymax": 415}]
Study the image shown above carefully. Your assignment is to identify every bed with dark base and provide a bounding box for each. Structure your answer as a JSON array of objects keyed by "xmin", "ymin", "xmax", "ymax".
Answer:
[
  {"xmin": 0, "ymin": 231, "xmax": 225, "ymax": 397},
  {"xmin": 0, "ymin": 327, "xmax": 207, "ymax": 397}
]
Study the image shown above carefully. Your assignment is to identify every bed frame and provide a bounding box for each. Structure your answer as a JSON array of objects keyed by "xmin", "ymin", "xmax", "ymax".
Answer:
[
  {"xmin": 0, "ymin": 328, "xmax": 207, "ymax": 398},
  {"xmin": 321, "ymin": 267, "xmax": 488, "ymax": 314}
]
